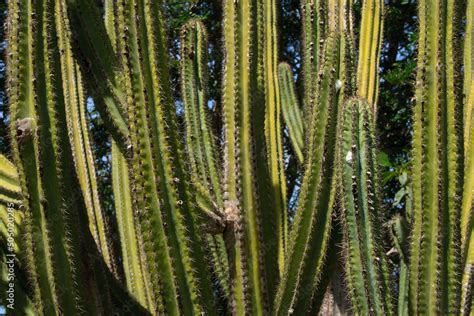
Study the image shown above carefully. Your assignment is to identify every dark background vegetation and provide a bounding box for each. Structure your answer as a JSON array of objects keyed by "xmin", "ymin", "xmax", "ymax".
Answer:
[{"xmin": 0, "ymin": 0, "xmax": 417, "ymax": 224}]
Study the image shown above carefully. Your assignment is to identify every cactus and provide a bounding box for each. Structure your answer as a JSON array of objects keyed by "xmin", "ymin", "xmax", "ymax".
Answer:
[
  {"xmin": 0, "ymin": 155, "xmax": 22, "ymax": 206},
  {"xmin": 409, "ymin": 0, "xmax": 464, "ymax": 314},
  {"xmin": 338, "ymin": 98, "xmax": 392, "ymax": 315},
  {"xmin": 301, "ymin": 0, "xmax": 327, "ymax": 128},
  {"xmin": 274, "ymin": 34, "xmax": 342, "ymax": 315},
  {"xmin": 4, "ymin": 0, "xmax": 474, "ymax": 314},
  {"xmin": 357, "ymin": 0, "xmax": 384, "ymax": 112},
  {"xmin": 278, "ymin": 63, "xmax": 304, "ymax": 165},
  {"xmin": 462, "ymin": 0, "xmax": 474, "ymax": 311}
]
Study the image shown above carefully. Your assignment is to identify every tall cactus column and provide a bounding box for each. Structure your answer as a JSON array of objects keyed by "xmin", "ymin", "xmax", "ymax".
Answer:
[
  {"xmin": 261, "ymin": 0, "xmax": 288, "ymax": 278},
  {"xmin": 274, "ymin": 35, "xmax": 342, "ymax": 315},
  {"xmin": 6, "ymin": 0, "xmax": 103, "ymax": 313},
  {"xmin": 409, "ymin": 0, "xmax": 464, "ymax": 314},
  {"xmin": 338, "ymin": 98, "xmax": 392, "ymax": 315},
  {"xmin": 357, "ymin": 0, "xmax": 384, "ymax": 112},
  {"xmin": 222, "ymin": 0, "xmax": 267, "ymax": 313}
]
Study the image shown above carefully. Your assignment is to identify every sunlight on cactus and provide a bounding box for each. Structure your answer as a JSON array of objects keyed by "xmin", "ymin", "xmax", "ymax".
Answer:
[{"xmin": 1, "ymin": 0, "xmax": 473, "ymax": 315}]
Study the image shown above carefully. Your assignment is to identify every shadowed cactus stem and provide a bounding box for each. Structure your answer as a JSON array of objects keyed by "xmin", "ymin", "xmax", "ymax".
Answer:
[{"xmin": 338, "ymin": 98, "xmax": 392, "ymax": 315}]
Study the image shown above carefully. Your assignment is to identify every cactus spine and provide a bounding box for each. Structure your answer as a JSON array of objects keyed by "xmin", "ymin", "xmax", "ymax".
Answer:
[{"xmin": 409, "ymin": 0, "xmax": 464, "ymax": 314}]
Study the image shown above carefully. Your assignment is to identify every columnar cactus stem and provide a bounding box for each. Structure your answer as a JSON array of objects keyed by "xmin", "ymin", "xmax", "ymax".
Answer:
[
  {"xmin": 0, "ymin": 155, "xmax": 22, "ymax": 205},
  {"xmin": 274, "ymin": 34, "xmax": 342, "ymax": 315},
  {"xmin": 181, "ymin": 19, "xmax": 224, "ymax": 215},
  {"xmin": 301, "ymin": 0, "xmax": 326, "ymax": 129},
  {"xmin": 104, "ymin": 1, "xmax": 154, "ymax": 310},
  {"xmin": 114, "ymin": 0, "xmax": 216, "ymax": 313},
  {"xmin": 261, "ymin": 0, "xmax": 288, "ymax": 277},
  {"xmin": 409, "ymin": 0, "xmax": 464, "ymax": 314},
  {"xmin": 222, "ymin": 0, "xmax": 266, "ymax": 313},
  {"xmin": 462, "ymin": 81, "xmax": 474, "ymax": 313},
  {"xmin": 357, "ymin": 0, "xmax": 384, "ymax": 112},
  {"xmin": 180, "ymin": 20, "xmax": 230, "ymax": 305},
  {"xmin": 390, "ymin": 216, "xmax": 409, "ymax": 316},
  {"xmin": 278, "ymin": 63, "xmax": 304, "ymax": 165},
  {"xmin": 64, "ymin": 0, "xmax": 130, "ymax": 148},
  {"xmin": 55, "ymin": 4, "xmax": 115, "ymax": 273},
  {"xmin": 7, "ymin": 0, "xmax": 95, "ymax": 313},
  {"xmin": 338, "ymin": 98, "xmax": 392, "ymax": 315}
]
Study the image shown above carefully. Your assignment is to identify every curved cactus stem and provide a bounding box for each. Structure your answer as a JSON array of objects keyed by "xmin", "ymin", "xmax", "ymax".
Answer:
[
  {"xmin": 55, "ymin": 3, "xmax": 115, "ymax": 273},
  {"xmin": 5, "ymin": 0, "xmax": 120, "ymax": 313},
  {"xmin": 64, "ymin": 0, "xmax": 130, "ymax": 148},
  {"xmin": 261, "ymin": 0, "xmax": 288, "ymax": 279},
  {"xmin": 390, "ymin": 215, "xmax": 409, "ymax": 316},
  {"xmin": 409, "ymin": 0, "xmax": 464, "ymax": 314},
  {"xmin": 357, "ymin": 0, "xmax": 384, "ymax": 113},
  {"xmin": 180, "ymin": 19, "xmax": 224, "ymax": 215},
  {"xmin": 278, "ymin": 63, "xmax": 304, "ymax": 165},
  {"xmin": 338, "ymin": 98, "xmax": 392, "ymax": 315},
  {"xmin": 0, "ymin": 155, "xmax": 22, "ymax": 206},
  {"xmin": 274, "ymin": 34, "xmax": 342, "ymax": 315}
]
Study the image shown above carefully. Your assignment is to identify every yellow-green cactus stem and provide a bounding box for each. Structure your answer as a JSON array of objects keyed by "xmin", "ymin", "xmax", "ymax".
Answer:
[
  {"xmin": 278, "ymin": 63, "xmax": 304, "ymax": 165},
  {"xmin": 409, "ymin": 0, "xmax": 464, "ymax": 313}
]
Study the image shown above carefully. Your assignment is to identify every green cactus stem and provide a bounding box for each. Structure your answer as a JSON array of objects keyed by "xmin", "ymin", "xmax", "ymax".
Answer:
[
  {"xmin": 222, "ymin": 0, "xmax": 266, "ymax": 312},
  {"xmin": 462, "ymin": 81, "xmax": 474, "ymax": 313},
  {"xmin": 338, "ymin": 98, "xmax": 392, "ymax": 315},
  {"xmin": 278, "ymin": 63, "xmax": 304, "ymax": 165},
  {"xmin": 409, "ymin": 0, "xmax": 464, "ymax": 313},
  {"xmin": 261, "ymin": 0, "xmax": 288, "ymax": 278},
  {"xmin": 55, "ymin": 5, "xmax": 115, "ymax": 273},
  {"xmin": 390, "ymin": 215, "xmax": 409, "ymax": 316},
  {"xmin": 357, "ymin": 0, "xmax": 384, "ymax": 112},
  {"xmin": 0, "ymin": 155, "xmax": 22, "ymax": 206},
  {"xmin": 274, "ymin": 34, "xmax": 342, "ymax": 315},
  {"xmin": 301, "ymin": 0, "xmax": 326, "ymax": 130},
  {"xmin": 64, "ymin": 0, "xmax": 130, "ymax": 148},
  {"xmin": 181, "ymin": 19, "xmax": 224, "ymax": 217},
  {"xmin": 111, "ymin": 0, "xmax": 216, "ymax": 313},
  {"xmin": 7, "ymin": 0, "xmax": 101, "ymax": 313}
]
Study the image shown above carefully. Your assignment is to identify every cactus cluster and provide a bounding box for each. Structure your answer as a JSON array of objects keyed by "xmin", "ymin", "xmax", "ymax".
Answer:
[{"xmin": 2, "ymin": 0, "xmax": 473, "ymax": 315}]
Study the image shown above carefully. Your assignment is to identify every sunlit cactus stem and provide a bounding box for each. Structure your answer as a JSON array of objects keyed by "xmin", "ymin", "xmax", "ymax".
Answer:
[
  {"xmin": 357, "ymin": 0, "xmax": 384, "ymax": 113},
  {"xmin": 409, "ymin": 0, "xmax": 464, "ymax": 314}
]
